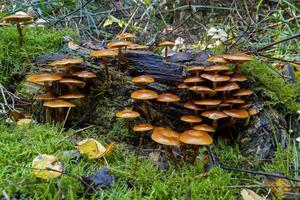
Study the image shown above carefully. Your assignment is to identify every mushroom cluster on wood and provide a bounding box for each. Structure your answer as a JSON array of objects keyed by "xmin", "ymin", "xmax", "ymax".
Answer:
[
  {"xmin": 27, "ymin": 58, "xmax": 96, "ymax": 123},
  {"xmin": 178, "ymin": 53, "xmax": 256, "ymax": 133}
]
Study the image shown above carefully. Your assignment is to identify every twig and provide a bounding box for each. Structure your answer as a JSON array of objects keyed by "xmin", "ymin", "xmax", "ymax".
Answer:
[
  {"xmin": 218, "ymin": 184, "xmax": 300, "ymax": 189},
  {"xmin": 74, "ymin": 125, "xmax": 94, "ymax": 134},
  {"xmin": 256, "ymin": 32, "xmax": 300, "ymax": 52},
  {"xmin": 221, "ymin": 166, "xmax": 300, "ymax": 182}
]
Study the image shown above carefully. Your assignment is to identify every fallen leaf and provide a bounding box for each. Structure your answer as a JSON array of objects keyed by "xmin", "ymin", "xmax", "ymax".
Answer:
[
  {"xmin": 76, "ymin": 138, "xmax": 107, "ymax": 159},
  {"xmin": 241, "ymin": 189, "xmax": 265, "ymax": 200},
  {"xmin": 32, "ymin": 154, "xmax": 64, "ymax": 179},
  {"xmin": 83, "ymin": 167, "xmax": 115, "ymax": 189},
  {"xmin": 17, "ymin": 118, "xmax": 32, "ymax": 126},
  {"xmin": 264, "ymin": 177, "xmax": 292, "ymax": 199}
]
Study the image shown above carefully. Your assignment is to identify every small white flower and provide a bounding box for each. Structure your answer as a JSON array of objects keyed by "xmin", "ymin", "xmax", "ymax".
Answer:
[
  {"xmin": 297, "ymin": 110, "xmax": 300, "ymax": 115},
  {"xmin": 296, "ymin": 137, "xmax": 300, "ymax": 143},
  {"xmin": 36, "ymin": 18, "xmax": 47, "ymax": 24},
  {"xmin": 207, "ymin": 44, "xmax": 214, "ymax": 49},
  {"xmin": 207, "ymin": 27, "xmax": 218, "ymax": 36}
]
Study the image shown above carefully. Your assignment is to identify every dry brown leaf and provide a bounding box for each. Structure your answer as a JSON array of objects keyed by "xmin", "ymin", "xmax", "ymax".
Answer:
[
  {"xmin": 32, "ymin": 154, "xmax": 64, "ymax": 179},
  {"xmin": 241, "ymin": 189, "xmax": 265, "ymax": 200}
]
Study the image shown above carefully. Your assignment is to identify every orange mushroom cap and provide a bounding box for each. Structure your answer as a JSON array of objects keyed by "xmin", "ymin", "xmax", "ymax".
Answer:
[
  {"xmin": 180, "ymin": 115, "xmax": 202, "ymax": 123},
  {"xmin": 116, "ymin": 33, "xmax": 136, "ymax": 40},
  {"xmin": 183, "ymin": 102, "xmax": 203, "ymax": 111},
  {"xmin": 233, "ymin": 89, "xmax": 254, "ymax": 97},
  {"xmin": 186, "ymin": 66, "xmax": 205, "ymax": 72},
  {"xmin": 116, "ymin": 109, "xmax": 140, "ymax": 118},
  {"xmin": 27, "ymin": 73, "xmax": 62, "ymax": 83},
  {"xmin": 58, "ymin": 93, "xmax": 85, "ymax": 99},
  {"xmin": 180, "ymin": 130, "xmax": 213, "ymax": 145},
  {"xmin": 207, "ymin": 56, "xmax": 228, "ymax": 63},
  {"xmin": 194, "ymin": 99, "xmax": 222, "ymax": 106},
  {"xmin": 223, "ymin": 54, "xmax": 253, "ymax": 62},
  {"xmin": 49, "ymin": 58, "xmax": 83, "ymax": 67},
  {"xmin": 204, "ymin": 65, "xmax": 229, "ymax": 72},
  {"xmin": 230, "ymin": 73, "xmax": 247, "ymax": 82},
  {"xmin": 34, "ymin": 92, "xmax": 57, "ymax": 100},
  {"xmin": 214, "ymin": 82, "xmax": 240, "ymax": 92},
  {"xmin": 189, "ymin": 86, "xmax": 216, "ymax": 94},
  {"xmin": 184, "ymin": 76, "xmax": 205, "ymax": 83},
  {"xmin": 151, "ymin": 127, "xmax": 180, "ymax": 146},
  {"xmin": 177, "ymin": 83, "xmax": 189, "ymax": 89},
  {"xmin": 72, "ymin": 71, "xmax": 97, "ymax": 78},
  {"xmin": 132, "ymin": 75, "xmax": 155, "ymax": 84},
  {"xmin": 157, "ymin": 93, "xmax": 180, "ymax": 103},
  {"xmin": 223, "ymin": 109, "xmax": 249, "ymax": 119},
  {"xmin": 222, "ymin": 98, "xmax": 245, "ymax": 104},
  {"xmin": 201, "ymin": 73, "xmax": 230, "ymax": 82},
  {"xmin": 43, "ymin": 100, "xmax": 76, "ymax": 108},
  {"xmin": 159, "ymin": 41, "xmax": 175, "ymax": 47},
  {"xmin": 4, "ymin": 11, "xmax": 33, "ymax": 23},
  {"xmin": 131, "ymin": 89, "xmax": 158, "ymax": 100},
  {"xmin": 248, "ymin": 108, "xmax": 258, "ymax": 116},
  {"xmin": 201, "ymin": 110, "xmax": 228, "ymax": 120},
  {"xmin": 89, "ymin": 49, "xmax": 118, "ymax": 57},
  {"xmin": 107, "ymin": 41, "xmax": 132, "ymax": 49},
  {"xmin": 133, "ymin": 123, "xmax": 154, "ymax": 132},
  {"xmin": 193, "ymin": 124, "xmax": 215, "ymax": 132}
]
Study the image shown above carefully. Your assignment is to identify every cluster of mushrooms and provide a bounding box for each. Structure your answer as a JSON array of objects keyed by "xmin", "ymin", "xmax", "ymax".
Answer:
[
  {"xmin": 115, "ymin": 40, "xmax": 257, "ymax": 167},
  {"xmin": 27, "ymin": 58, "xmax": 96, "ymax": 123}
]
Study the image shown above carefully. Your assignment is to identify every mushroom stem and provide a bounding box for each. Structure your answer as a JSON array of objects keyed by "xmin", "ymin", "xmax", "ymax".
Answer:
[
  {"xmin": 190, "ymin": 145, "xmax": 200, "ymax": 164},
  {"xmin": 102, "ymin": 58, "xmax": 109, "ymax": 81},
  {"xmin": 43, "ymin": 82, "xmax": 53, "ymax": 93},
  {"xmin": 45, "ymin": 107, "xmax": 51, "ymax": 123},
  {"xmin": 117, "ymin": 47, "xmax": 122, "ymax": 71},
  {"xmin": 213, "ymin": 82, "xmax": 217, "ymax": 89},
  {"xmin": 244, "ymin": 116, "xmax": 250, "ymax": 127},
  {"xmin": 164, "ymin": 47, "xmax": 168, "ymax": 59},
  {"xmin": 144, "ymin": 100, "xmax": 151, "ymax": 121},
  {"xmin": 134, "ymin": 132, "xmax": 145, "ymax": 168},
  {"xmin": 212, "ymin": 119, "xmax": 218, "ymax": 128},
  {"xmin": 16, "ymin": 22, "xmax": 24, "ymax": 45},
  {"xmin": 182, "ymin": 144, "xmax": 190, "ymax": 163},
  {"xmin": 165, "ymin": 146, "xmax": 179, "ymax": 168}
]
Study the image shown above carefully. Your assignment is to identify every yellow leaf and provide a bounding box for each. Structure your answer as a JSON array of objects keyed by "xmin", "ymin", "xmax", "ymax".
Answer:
[
  {"xmin": 32, "ymin": 154, "xmax": 63, "ymax": 179},
  {"xmin": 264, "ymin": 177, "xmax": 292, "ymax": 199},
  {"xmin": 241, "ymin": 189, "xmax": 265, "ymax": 200},
  {"xmin": 76, "ymin": 138, "xmax": 107, "ymax": 159},
  {"xmin": 102, "ymin": 142, "xmax": 115, "ymax": 157},
  {"xmin": 17, "ymin": 118, "xmax": 32, "ymax": 126}
]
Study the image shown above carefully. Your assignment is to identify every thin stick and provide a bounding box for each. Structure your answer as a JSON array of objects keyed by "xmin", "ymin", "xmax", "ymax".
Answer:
[{"xmin": 60, "ymin": 107, "xmax": 71, "ymax": 132}]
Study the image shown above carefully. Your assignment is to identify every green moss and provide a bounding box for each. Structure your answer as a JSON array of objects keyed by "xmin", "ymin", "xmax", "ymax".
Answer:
[
  {"xmin": 0, "ymin": 26, "xmax": 77, "ymax": 89},
  {"xmin": 239, "ymin": 60, "xmax": 300, "ymax": 113}
]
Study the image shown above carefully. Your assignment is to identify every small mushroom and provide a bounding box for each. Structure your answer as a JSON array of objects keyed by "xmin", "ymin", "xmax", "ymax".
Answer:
[
  {"xmin": 223, "ymin": 53, "xmax": 253, "ymax": 67},
  {"xmin": 201, "ymin": 110, "xmax": 228, "ymax": 127},
  {"xmin": 179, "ymin": 130, "xmax": 213, "ymax": 164},
  {"xmin": 193, "ymin": 124, "xmax": 216, "ymax": 133},
  {"xmin": 4, "ymin": 11, "xmax": 33, "ymax": 45},
  {"xmin": 201, "ymin": 73, "xmax": 230, "ymax": 89},
  {"xmin": 116, "ymin": 33, "xmax": 136, "ymax": 41},
  {"xmin": 43, "ymin": 99, "xmax": 75, "ymax": 123},
  {"xmin": 131, "ymin": 89, "xmax": 158, "ymax": 120},
  {"xmin": 194, "ymin": 99, "xmax": 222, "ymax": 109},
  {"xmin": 133, "ymin": 123, "xmax": 154, "ymax": 161},
  {"xmin": 183, "ymin": 102, "xmax": 203, "ymax": 115},
  {"xmin": 59, "ymin": 78, "xmax": 86, "ymax": 91},
  {"xmin": 207, "ymin": 56, "xmax": 228, "ymax": 64},
  {"xmin": 58, "ymin": 93, "xmax": 85, "ymax": 99},
  {"xmin": 177, "ymin": 83, "xmax": 189, "ymax": 89},
  {"xmin": 156, "ymin": 93, "xmax": 180, "ymax": 107},
  {"xmin": 244, "ymin": 107, "xmax": 258, "ymax": 126},
  {"xmin": 186, "ymin": 66, "xmax": 205, "ymax": 76},
  {"xmin": 233, "ymin": 89, "xmax": 254, "ymax": 98},
  {"xmin": 90, "ymin": 49, "xmax": 118, "ymax": 81},
  {"xmin": 116, "ymin": 109, "xmax": 140, "ymax": 131},
  {"xmin": 223, "ymin": 109, "xmax": 249, "ymax": 124},
  {"xmin": 72, "ymin": 71, "xmax": 97, "ymax": 80},
  {"xmin": 222, "ymin": 98, "xmax": 245, "ymax": 107},
  {"xmin": 107, "ymin": 41, "xmax": 132, "ymax": 70},
  {"xmin": 184, "ymin": 76, "xmax": 205, "ymax": 85},
  {"xmin": 180, "ymin": 115, "xmax": 202, "ymax": 127},
  {"xmin": 204, "ymin": 65, "xmax": 229, "ymax": 74},
  {"xmin": 132, "ymin": 75, "xmax": 155, "ymax": 89},
  {"xmin": 34, "ymin": 92, "xmax": 57, "ymax": 123},
  {"xmin": 159, "ymin": 41, "xmax": 175, "ymax": 59},
  {"xmin": 189, "ymin": 85, "xmax": 216, "ymax": 98},
  {"xmin": 214, "ymin": 82, "xmax": 240, "ymax": 95},
  {"xmin": 151, "ymin": 127, "xmax": 180, "ymax": 167},
  {"xmin": 229, "ymin": 73, "xmax": 247, "ymax": 82},
  {"xmin": 27, "ymin": 73, "xmax": 63, "ymax": 92}
]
